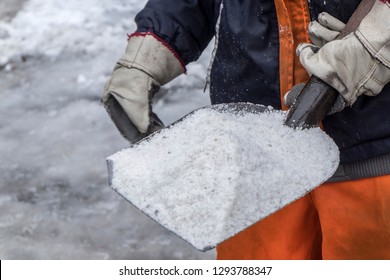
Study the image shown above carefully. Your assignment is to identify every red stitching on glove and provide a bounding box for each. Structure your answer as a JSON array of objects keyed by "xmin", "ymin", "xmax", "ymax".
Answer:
[
  {"xmin": 127, "ymin": 32, "xmax": 187, "ymax": 73},
  {"xmin": 380, "ymin": 0, "xmax": 390, "ymax": 6}
]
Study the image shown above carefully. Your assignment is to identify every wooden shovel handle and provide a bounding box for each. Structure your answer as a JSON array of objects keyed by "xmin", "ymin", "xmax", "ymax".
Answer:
[{"xmin": 284, "ymin": 0, "xmax": 377, "ymax": 128}]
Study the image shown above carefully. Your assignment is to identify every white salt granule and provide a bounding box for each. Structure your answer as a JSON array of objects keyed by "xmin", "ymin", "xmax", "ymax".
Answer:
[{"xmin": 107, "ymin": 104, "xmax": 339, "ymax": 251}]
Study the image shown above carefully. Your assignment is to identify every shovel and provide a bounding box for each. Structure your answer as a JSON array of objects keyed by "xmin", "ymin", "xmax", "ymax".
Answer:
[{"xmin": 106, "ymin": 0, "xmax": 375, "ymax": 251}]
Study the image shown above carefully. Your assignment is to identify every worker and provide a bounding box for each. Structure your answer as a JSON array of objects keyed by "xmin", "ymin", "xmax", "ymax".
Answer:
[{"xmin": 102, "ymin": 0, "xmax": 390, "ymax": 259}]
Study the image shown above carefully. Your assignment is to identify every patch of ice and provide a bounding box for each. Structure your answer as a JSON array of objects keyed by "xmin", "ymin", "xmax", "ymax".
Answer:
[{"xmin": 0, "ymin": 0, "xmax": 136, "ymax": 62}]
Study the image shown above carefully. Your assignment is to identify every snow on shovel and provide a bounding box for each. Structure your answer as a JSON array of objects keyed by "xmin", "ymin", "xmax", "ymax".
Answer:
[{"xmin": 107, "ymin": 103, "xmax": 339, "ymax": 251}]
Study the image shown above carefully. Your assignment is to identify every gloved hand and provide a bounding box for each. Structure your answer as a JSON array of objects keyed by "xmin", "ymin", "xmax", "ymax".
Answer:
[
  {"xmin": 297, "ymin": 1, "xmax": 390, "ymax": 107},
  {"xmin": 102, "ymin": 33, "xmax": 185, "ymax": 142},
  {"xmin": 308, "ymin": 12, "xmax": 345, "ymax": 47},
  {"xmin": 284, "ymin": 13, "xmax": 346, "ymax": 114}
]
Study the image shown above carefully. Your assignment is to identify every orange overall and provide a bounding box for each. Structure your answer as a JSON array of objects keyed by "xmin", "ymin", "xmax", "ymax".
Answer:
[{"xmin": 216, "ymin": 0, "xmax": 390, "ymax": 260}]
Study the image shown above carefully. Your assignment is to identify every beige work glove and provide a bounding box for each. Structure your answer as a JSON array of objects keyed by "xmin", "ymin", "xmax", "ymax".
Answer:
[
  {"xmin": 297, "ymin": 1, "xmax": 390, "ymax": 107},
  {"xmin": 308, "ymin": 12, "xmax": 345, "ymax": 47},
  {"xmin": 102, "ymin": 33, "xmax": 185, "ymax": 142},
  {"xmin": 285, "ymin": 13, "xmax": 346, "ymax": 113}
]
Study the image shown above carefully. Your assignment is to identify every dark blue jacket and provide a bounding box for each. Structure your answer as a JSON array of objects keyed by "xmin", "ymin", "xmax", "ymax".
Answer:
[{"xmin": 135, "ymin": 0, "xmax": 390, "ymax": 166}]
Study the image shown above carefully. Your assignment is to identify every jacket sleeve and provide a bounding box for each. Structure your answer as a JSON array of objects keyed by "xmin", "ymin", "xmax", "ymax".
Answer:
[{"xmin": 135, "ymin": 0, "xmax": 222, "ymax": 64}]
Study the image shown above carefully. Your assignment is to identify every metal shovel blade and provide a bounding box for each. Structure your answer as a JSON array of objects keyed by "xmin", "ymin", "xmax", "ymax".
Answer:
[{"xmin": 107, "ymin": 103, "xmax": 339, "ymax": 251}]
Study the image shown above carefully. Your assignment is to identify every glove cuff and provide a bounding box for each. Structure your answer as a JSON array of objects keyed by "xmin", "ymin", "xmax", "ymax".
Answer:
[
  {"xmin": 119, "ymin": 32, "xmax": 186, "ymax": 85},
  {"xmin": 355, "ymin": 1, "xmax": 390, "ymax": 68}
]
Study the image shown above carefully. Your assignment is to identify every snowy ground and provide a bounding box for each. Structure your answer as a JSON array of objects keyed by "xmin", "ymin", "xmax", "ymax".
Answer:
[{"xmin": 0, "ymin": 0, "xmax": 215, "ymax": 259}]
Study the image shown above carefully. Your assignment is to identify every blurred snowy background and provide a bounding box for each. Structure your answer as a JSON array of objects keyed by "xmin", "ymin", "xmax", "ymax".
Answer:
[{"xmin": 0, "ymin": 0, "xmax": 215, "ymax": 259}]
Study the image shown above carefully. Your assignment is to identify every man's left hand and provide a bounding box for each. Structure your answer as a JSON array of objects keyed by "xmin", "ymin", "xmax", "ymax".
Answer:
[{"xmin": 297, "ymin": 1, "xmax": 390, "ymax": 107}]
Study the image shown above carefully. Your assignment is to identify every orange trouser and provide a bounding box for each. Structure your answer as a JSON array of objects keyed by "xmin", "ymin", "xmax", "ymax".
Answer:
[{"xmin": 217, "ymin": 175, "xmax": 390, "ymax": 259}]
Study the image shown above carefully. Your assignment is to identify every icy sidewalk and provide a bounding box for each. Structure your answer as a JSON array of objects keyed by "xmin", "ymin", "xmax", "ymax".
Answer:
[{"xmin": 0, "ymin": 0, "xmax": 213, "ymax": 259}]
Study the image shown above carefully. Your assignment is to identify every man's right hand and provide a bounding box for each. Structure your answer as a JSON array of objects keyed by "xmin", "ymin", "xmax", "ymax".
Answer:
[
  {"xmin": 102, "ymin": 33, "xmax": 185, "ymax": 142},
  {"xmin": 103, "ymin": 63, "xmax": 163, "ymax": 136}
]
